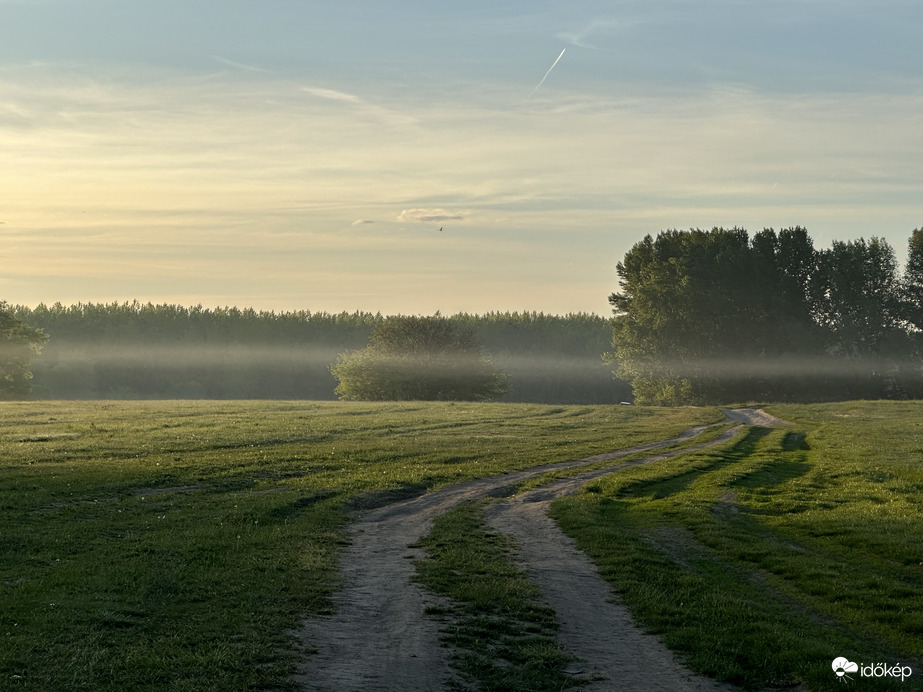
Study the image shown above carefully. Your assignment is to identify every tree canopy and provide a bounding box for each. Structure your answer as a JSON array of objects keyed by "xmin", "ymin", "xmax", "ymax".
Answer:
[
  {"xmin": 609, "ymin": 226, "xmax": 923, "ymax": 405},
  {"xmin": 0, "ymin": 302, "xmax": 48, "ymax": 399},
  {"xmin": 331, "ymin": 315, "xmax": 509, "ymax": 401}
]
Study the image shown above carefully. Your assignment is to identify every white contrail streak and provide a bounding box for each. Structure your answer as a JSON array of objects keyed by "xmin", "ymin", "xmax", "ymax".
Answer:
[{"xmin": 529, "ymin": 48, "xmax": 566, "ymax": 97}]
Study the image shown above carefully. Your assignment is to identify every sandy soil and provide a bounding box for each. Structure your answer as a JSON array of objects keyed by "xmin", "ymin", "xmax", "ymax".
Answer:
[{"xmin": 292, "ymin": 409, "xmax": 784, "ymax": 691}]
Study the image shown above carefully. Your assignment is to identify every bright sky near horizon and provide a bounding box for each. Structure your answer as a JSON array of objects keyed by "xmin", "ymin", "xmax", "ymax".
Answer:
[{"xmin": 1, "ymin": 1, "xmax": 921, "ymax": 315}]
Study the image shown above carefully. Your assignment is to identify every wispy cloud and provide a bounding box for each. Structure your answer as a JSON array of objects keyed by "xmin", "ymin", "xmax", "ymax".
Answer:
[
  {"xmin": 301, "ymin": 86, "xmax": 363, "ymax": 104},
  {"xmin": 212, "ymin": 56, "xmax": 270, "ymax": 73},
  {"xmin": 299, "ymin": 84, "xmax": 416, "ymax": 126},
  {"xmin": 397, "ymin": 209, "xmax": 468, "ymax": 224},
  {"xmin": 558, "ymin": 18, "xmax": 634, "ymax": 50}
]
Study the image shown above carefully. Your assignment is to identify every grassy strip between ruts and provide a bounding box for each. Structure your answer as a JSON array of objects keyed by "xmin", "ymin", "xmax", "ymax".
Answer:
[
  {"xmin": 512, "ymin": 421, "xmax": 738, "ymax": 494},
  {"xmin": 0, "ymin": 400, "xmax": 720, "ymax": 691},
  {"xmin": 413, "ymin": 500, "xmax": 583, "ymax": 691},
  {"xmin": 550, "ymin": 401, "xmax": 923, "ymax": 691}
]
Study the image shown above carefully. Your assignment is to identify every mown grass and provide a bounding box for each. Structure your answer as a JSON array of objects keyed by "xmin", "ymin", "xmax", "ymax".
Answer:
[
  {"xmin": 551, "ymin": 401, "xmax": 923, "ymax": 691},
  {"xmin": 413, "ymin": 501, "xmax": 581, "ymax": 691},
  {"xmin": 0, "ymin": 400, "xmax": 718, "ymax": 690}
]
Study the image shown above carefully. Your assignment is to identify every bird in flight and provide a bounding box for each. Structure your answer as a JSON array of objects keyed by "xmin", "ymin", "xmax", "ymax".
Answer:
[{"xmin": 438, "ymin": 227, "xmax": 443, "ymax": 232}]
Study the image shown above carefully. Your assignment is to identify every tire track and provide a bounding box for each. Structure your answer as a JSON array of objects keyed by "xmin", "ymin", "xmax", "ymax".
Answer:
[
  {"xmin": 292, "ymin": 410, "xmax": 778, "ymax": 690},
  {"xmin": 484, "ymin": 425, "xmax": 744, "ymax": 691}
]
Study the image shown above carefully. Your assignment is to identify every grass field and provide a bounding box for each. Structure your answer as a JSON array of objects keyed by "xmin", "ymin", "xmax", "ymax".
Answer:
[
  {"xmin": 552, "ymin": 401, "xmax": 923, "ymax": 690},
  {"xmin": 3, "ymin": 400, "xmax": 921, "ymax": 691},
  {"xmin": 0, "ymin": 400, "xmax": 718, "ymax": 691}
]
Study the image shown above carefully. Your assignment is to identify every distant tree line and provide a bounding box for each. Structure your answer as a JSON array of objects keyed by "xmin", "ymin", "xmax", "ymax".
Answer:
[
  {"xmin": 609, "ymin": 226, "xmax": 923, "ymax": 404},
  {"xmin": 12, "ymin": 303, "xmax": 630, "ymax": 403}
]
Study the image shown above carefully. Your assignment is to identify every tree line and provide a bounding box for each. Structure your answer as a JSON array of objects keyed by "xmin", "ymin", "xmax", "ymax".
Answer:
[
  {"xmin": 609, "ymin": 226, "xmax": 923, "ymax": 404},
  {"xmin": 9, "ymin": 303, "xmax": 629, "ymax": 403}
]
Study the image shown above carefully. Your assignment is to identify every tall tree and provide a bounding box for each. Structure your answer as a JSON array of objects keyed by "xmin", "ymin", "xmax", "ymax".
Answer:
[
  {"xmin": 610, "ymin": 227, "xmax": 923, "ymax": 404},
  {"xmin": 813, "ymin": 237, "xmax": 904, "ymax": 357},
  {"xmin": 811, "ymin": 237, "xmax": 916, "ymax": 398},
  {"xmin": 0, "ymin": 302, "xmax": 49, "ymax": 399},
  {"xmin": 610, "ymin": 228, "xmax": 772, "ymax": 404},
  {"xmin": 902, "ymin": 226, "xmax": 923, "ymax": 331},
  {"xmin": 610, "ymin": 227, "xmax": 827, "ymax": 404}
]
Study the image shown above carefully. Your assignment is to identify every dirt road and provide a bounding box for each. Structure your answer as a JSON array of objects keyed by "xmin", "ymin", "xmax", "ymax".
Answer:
[
  {"xmin": 292, "ymin": 409, "xmax": 783, "ymax": 690},
  {"xmin": 484, "ymin": 428, "xmax": 742, "ymax": 691}
]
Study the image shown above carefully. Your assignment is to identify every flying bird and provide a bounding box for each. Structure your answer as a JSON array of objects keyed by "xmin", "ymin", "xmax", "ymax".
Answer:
[{"xmin": 438, "ymin": 227, "xmax": 443, "ymax": 232}]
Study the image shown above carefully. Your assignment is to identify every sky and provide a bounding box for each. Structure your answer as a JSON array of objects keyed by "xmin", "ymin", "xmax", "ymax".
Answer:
[{"xmin": 1, "ymin": 1, "xmax": 921, "ymax": 316}]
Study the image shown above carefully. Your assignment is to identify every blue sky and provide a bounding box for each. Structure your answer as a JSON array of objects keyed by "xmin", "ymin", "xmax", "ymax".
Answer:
[{"xmin": 1, "ymin": 1, "xmax": 921, "ymax": 314}]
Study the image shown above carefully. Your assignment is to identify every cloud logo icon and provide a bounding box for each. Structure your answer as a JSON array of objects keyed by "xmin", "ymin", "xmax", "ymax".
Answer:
[{"xmin": 833, "ymin": 657, "xmax": 859, "ymax": 679}]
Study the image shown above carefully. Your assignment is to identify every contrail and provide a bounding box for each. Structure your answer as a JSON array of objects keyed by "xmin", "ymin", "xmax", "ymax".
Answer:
[{"xmin": 529, "ymin": 48, "xmax": 566, "ymax": 97}]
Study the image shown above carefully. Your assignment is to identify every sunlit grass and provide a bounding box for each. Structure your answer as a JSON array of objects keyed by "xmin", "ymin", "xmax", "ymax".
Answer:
[
  {"xmin": 551, "ymin": 401, "xmax": 923, "ymax": 690},
  {"xmin": 0, "ymin": 400, "xmax": 718, "ymax": 690}
]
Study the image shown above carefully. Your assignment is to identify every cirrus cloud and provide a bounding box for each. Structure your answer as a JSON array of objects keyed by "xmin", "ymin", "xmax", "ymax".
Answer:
[
  {"xmin": 397, "ymin": 208, "xmax": 468, "ymax": 223},
  {"xmin": 301, "ymin": 86, "xmax": 363, "ymax": 104}
]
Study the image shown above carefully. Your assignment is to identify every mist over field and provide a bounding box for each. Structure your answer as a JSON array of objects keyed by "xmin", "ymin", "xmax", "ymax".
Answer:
[
  {"xmin": 642, "ymin": 356, "xmax": 916, "ymax": 379},
  {"xmin": 15, "ymin": 304, "xmax": 629, "ymax": 403},
  {"xmin": 31, "ymin": 345, "xmax": 624, "ymax": 403}
]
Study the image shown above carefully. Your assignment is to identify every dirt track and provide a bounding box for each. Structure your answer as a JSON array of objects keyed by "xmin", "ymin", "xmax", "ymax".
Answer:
[{"xmin": 292, "ymin": 409, "xmax": 784, "ymax": 691}]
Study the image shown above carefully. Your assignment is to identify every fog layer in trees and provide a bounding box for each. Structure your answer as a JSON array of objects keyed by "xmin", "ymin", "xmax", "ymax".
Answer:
[
  {"xmin": 0, "ymin": 302, "xmax": 48, "ymax": 399},
  {"xmin": 610, "ymin": 226, "xmax": 923, "ymax": 405},
  {"xmin": 331, "ymin": 316, "xmax": 509, "ymax": 401},
  {"xmin": 14, "ymin": 304, "xmax": 629, "ymax": 403}
]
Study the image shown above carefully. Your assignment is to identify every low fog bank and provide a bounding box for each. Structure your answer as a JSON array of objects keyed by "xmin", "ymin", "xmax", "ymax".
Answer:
[
  {"xmin": 18, "ymin": 304, "xmax": 629, "ymax": 403},
  {"xmin": 29, "ymin": 345, "xmax": 628, "ymax": 403},
  {"xmin": 625, "ymin": 355, "xmax": 923, "ymax": 403},
  {"xmin": 29, "ymin": 344, "xmax": 346, "ymax": 400},
  {"xmin": 22, "ymin": 303, "xmax": 920, "ymax": 404},
  {"xmin": 648, "ymin": 356, "xmax": 923, "ymax": 379}
]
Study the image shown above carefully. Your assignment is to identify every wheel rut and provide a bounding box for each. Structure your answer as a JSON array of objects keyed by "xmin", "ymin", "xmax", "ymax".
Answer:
[{"xmin": 292, "ymin": 409, "xmax": 784, "ymax": 690}]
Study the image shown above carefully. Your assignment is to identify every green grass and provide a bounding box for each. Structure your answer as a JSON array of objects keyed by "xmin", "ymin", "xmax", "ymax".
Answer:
[
  {"xmin": 413, "ymin": 501, "xmax": 581, "ymax": 691},
  {"xmin": 551, "ymin": 401, "xmax": 923, "ymax": 691},
  {"xmin": 0, "ymin": 400, "xmax": 718, "ymax": 690},
  {"xmin": 512, "ymin": 421, "xmax": 739, "ymax": 494}
]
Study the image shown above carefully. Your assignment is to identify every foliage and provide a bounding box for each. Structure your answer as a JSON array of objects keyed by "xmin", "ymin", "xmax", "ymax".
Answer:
[
  {"xmin": 13, "ymin": 303, "xmax": 630, "ymax": 403},
  {"xmin": 455, "ymin": 311, "xmax": 629, "ymax": 404},
  {"xmin": 901, "ymin": 226, "xmax": 923, "ymax": 331},
  {"xmin": 552, "ymin": 401, "xmax": 923, "ymax": 690},
  {"xmin": 331, "ymin": 315, "xmax": 508, "ymax": 401},
  {"xmin": 609, "ymin": 226, "xmax": 923, "ymax": 404},
  {"xmin": 0, "ymin": 301, "xmax": 48, "ymax": 399}
]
